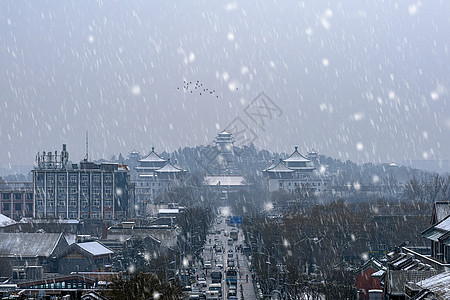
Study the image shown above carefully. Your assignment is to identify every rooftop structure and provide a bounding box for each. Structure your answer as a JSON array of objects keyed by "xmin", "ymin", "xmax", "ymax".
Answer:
[
  {"xmin": 262, "ymin": 147, "xmax": 327, "ymax": 193},
  {"xmin": 134, "ymin": 147, "xmax": 186, "ymax": 214}
]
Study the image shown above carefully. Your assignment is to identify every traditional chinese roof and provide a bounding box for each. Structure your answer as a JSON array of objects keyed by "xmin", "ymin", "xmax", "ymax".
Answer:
[
  {"xmin": 423, "ymin": 215, "xmax": 450, "ymax": 242},
  {"xmin": 218, "ymin": 130, "xmax": 232, "ymax": 136},
  {"xmin": 138, "ymin": 147, "xmax": 166, "ymax": 163},
  {"xmin": 283, "ymin": 147, "xmax": 311, "ymax": 163},
  {"xmin": 432, "ymin": 202, "xmax": 450, "ymax": 226},
  {"xmin": 263, "ymin": 159, "xmax": 276, "ymax": 171},
  {"xmin": 265, "ymin": 160, "xmax": 294, "ymax": 173},
  {"xmin": 155, "ymin": 160, "xmax": 184, "ymax": 173}
]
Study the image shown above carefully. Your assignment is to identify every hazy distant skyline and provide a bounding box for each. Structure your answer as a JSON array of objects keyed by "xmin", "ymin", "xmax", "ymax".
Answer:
[{"xmin": 1, "ymin": 1, "xmax": 449, "ymax": 168}]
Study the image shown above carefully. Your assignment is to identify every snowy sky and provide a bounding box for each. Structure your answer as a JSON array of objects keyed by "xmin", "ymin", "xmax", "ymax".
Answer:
[{"xmin": 1, "ymin": 0, "xmax": 449, "ymax": 167}]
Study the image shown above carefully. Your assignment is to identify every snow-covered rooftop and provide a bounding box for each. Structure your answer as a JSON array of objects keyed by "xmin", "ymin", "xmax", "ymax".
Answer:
[
  {"xmin": 0, "ymin": 214, "xmax": 16, "ymax": 227},
  {"xmin": 77, "ymin": 242, "xmax": 113, "ymax": 256},
  {"xmin": 283, "ymin": 147, "xmax": 311, "ymax": 163},
  {"xmin": 204, "ymin": 175, "xmax": 248, "ymax": 186},
  {"xmin": 265, "ymin": 161, "xmax": 294, "ymax": 172},
  {"xmin": 138, "ymin": 147, "xmax": 166, "ymax": 163},
  {"xmin": 415, "ymin": 271, "xmax": 450, "ymax": 298}
]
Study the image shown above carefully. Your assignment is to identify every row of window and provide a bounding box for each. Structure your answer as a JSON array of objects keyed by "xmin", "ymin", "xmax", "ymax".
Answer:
[
  {"xmin": 39, "ymin": 211, "xmax": 113, "ymax": 219},
  {"xmin": 1, "ymin": 203, "xmax": 33, "ymax": 211},
  {"xmin": 1, "ymin": 193, "xmax": 33, "ymax": 200},
  {"xmin": 36, "ymin": 186, "xmax": 114, "ymax": 196},
  {"xmin": 36, "ymin": 173, "xmax": 113, "ymax": 183},
  {"xmin": 36, "ymin": 199, "xmax": 113, "ymax": 207}
]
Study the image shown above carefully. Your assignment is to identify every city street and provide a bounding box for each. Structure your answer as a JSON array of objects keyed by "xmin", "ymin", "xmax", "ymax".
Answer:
[{"xmin": 195, "ymin": 206, "xmax": 257, "ymax": 300}]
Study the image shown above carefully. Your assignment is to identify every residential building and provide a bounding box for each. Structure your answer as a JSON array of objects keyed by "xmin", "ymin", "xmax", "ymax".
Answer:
[
  {"xmin": 0, "ymin": 182, "xmax": 33, "ymax": 220},
  {"xmin": 354, "ymin": 257, "xmax": 385, "ymax": 300},
  {"xmin": 262, "ymin": 147, "xmax": 328, "ymax": 193},
  {"xmin": 56, "ymin": 241, "xmax": 114, "ymax": 274},
  {"xmin": 32, "ymin": 144, "xmax": 130, "ymax": 220},
  {"xmin": 0, "ymin": 232, "xmax": 68, "ymax": 276}
]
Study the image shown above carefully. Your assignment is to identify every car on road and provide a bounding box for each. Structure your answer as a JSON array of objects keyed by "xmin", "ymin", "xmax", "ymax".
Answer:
[
  {"xmin": 204, "ymin": 260, "xmax": 212, "ymax": 269},
  {"xmin": 208, "ymin": 283, "xmax": 222, "ymax": 298}
]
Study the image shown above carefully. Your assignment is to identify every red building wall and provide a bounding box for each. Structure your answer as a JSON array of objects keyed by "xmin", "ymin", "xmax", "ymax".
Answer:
[{"xmin": 354, "ymin": 267, "xmax": 383, "ymax": 300}]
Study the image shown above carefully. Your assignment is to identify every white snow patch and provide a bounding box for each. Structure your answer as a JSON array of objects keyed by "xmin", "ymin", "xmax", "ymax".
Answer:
[
  {"xmin": 241, "ymin": 66, "xmax": 249, "ymax": 75},
  {"xmin": 356, "ymin": 142, "xmax": 364, "ymax": 151},
  {"xmin": 227, "ymin": 32, "xmax": 235, "ymax": 41},
  {"xmin": 321, "ymin": 58, "xmax": 329, "ymax": 67},
  {"xmin": 87, "ymin": 35, "xmax": 94, "ymax": 43}
]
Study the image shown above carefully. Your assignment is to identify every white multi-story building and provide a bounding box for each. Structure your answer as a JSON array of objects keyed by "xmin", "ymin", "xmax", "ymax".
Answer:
[
  {"xmin": 134, "ymin": 147, "xmax": 186, "ymax": 214},
  {"xmin": 262, "ymin": 147, "xmax": 328, "ymax": 193}
]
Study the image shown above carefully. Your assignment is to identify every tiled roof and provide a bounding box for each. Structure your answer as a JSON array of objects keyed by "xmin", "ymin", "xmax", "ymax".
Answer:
[
  {"xmin": 138, "ymin": 147, "xmax": 166, "ymax": 163},
  {"xmin": 283, "ymin": 147, "xmax": 311, "ymax": 163},
  {"xmin": 0, "ymin": 232, "xmax": 65, "ymax": 257}
]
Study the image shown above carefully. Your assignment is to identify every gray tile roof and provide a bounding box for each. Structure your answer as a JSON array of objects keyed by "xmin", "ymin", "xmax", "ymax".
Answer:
[{"xmin": 0, "ymin": 232, "xmax": 66, "ymax": 257}]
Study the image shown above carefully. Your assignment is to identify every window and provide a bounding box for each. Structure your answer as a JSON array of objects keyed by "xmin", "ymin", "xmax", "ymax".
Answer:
[
  {"xmin": 105, "ymin": 199, "xmax": 113, "ymax": 206},
  {"xmin": 47, "ymin": 187, "xmax": 54, "ymax": 196},
  {"xmin": 46, "ymin": 175, "xmax": 55, "ymax": 184},
  {"xmin": 92, "ymin": 197, "xmax": 100, "ymax": 207},
  {"xmin": 3, "ymin": 203, "xmax": 10, "ymax": 211},
  {"xmin": 105, "ymin": 174, "xmax": 112, "ymax": 182},
  {"xmin": 69, "ymin": 195, "xmax": 77, "ymax": 207},
  {"xmin": 93, "ymin": 187, "xmax": 100, "ymax": 195},
  {"xmin": 81, "ymin": 198, "xmax": 89, "ymax": 207},
  {"xmin": 36, "ymin": 198, "xmax": 44, "ymax": 206},
  {"xmin": 92, "ymin": 212, "xmax": 100, "ymax": 219},
  {"xmin": 104, "ymin": 211, "xmax": 112, "ymax": 219},
  {"xmin": 81, "ymin": 186, "xmax": 89, "ymax": 195},
  {"xmin": 26, "ymin": 193, "xmax": 33, "ymax": 200},
  {"xmin": 58, "ymin": 198, "xmax": 65, "ymax": 206},
  {"xmin": 81, "ymin": 174, "xmax": 89, "ymax": 182},
  {"xmin": 47, "ymin": 198, "xmax": 54, "ymax": 206},
  {"xmin": 37, "ymin": 173, "xmax": 44, "ymax": 181},
  {"xmin": 93, "ymin": 174, "xmax": 100, "ymax": 182},
  {"xmin": 58, "ymin": 174, "xmax": 66, "ymax": 182},
  {"xmin": 14, "ymin": 193, "xmax": 22, "ymax": 200},
  {"xmin": 70, "ymin": 186, "xmax": 77, "ymax": 194},
  {"xmin": 69, "ymin": 211, "xmax": 77, "ymax": 219},
  {"xmin": 58, "ymin": 186, "xmax": 66, "ymax": 195},
  {"xmin": 26, "ymin": 203, "xmax": 33, "ymax": 211},
  {"xmin": 81, "ymin": 212, "xmax": 89, "ymax": 219},
  {"xmin": 15, "ymin": 203, "xmax": 22, "ymax": 211},
  {"xmin": 70, "ymin": 174, "xmax": 78, "ymax": 183},
  {"xmin": 105, "ymin": 187, "xmax": 112, "ymax": 196},
  {"xmin": 2, "ymin": 193, "xmax": 10, "ymax": 200}
]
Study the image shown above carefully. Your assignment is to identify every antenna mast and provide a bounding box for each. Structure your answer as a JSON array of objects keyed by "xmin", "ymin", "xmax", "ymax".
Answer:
[{"xmin": 84, "ymin": 130, "xmax": 89, "ymax": 162}]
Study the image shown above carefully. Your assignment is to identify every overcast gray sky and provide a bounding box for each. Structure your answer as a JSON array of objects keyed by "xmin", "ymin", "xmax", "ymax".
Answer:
[{"xmin": 1, "ymin": 0, "xmax": 449, "ymax": 167}]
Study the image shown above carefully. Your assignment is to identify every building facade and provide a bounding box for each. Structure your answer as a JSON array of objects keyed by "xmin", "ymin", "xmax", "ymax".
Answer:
[
  {"xmin": 0, "ymin": 182, "xmax": 33, "ymax": 220},
  {"xmin": 262, "ymin": 147, "xmax": 328, "ymax": 193},
  {"xmin": 134, "ymin": 147, "xmax": 186, "ymax": 213},
  {"xmin": 32, "ymin": 144, "xmax": 130, "ymax": 220}
]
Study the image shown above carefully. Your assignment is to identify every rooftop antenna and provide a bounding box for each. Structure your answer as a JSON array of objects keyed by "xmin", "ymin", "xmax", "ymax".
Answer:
[{"xmin": 84, "ymin": 130, "xmax": 89, "ymax": 162}]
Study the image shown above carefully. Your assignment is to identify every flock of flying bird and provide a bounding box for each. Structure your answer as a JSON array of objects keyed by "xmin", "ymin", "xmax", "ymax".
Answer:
[
  {"xmin": 177, "ymin": 80, "xmax": 240, "ymax": 98},
  {"xmin": 177, "ymin": 80, "xmax": 219, "ymax": 98}
]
